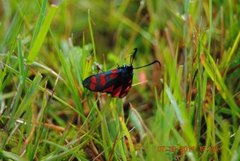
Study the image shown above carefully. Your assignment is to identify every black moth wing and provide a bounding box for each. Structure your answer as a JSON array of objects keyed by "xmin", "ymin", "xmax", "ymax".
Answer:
[
  {"xmin": 83, "ymin": 66, "xmax": 133, "ymax": 98},
  {"xmin": 82, "ymin": 68, "xmax": 120, "ymax": 92}
]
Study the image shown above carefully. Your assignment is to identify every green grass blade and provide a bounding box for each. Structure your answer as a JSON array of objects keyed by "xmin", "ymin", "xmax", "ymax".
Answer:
[
  {"xmin": 221, "ymin": 31, "xmax": 240, "ymax": 75},
  {"xmin": 88, "ymin": 9, "xmax": 96, "ymax": 60},
  {"xmin": 17, "ymin": 37, "xmax": 27, "ymax": 86},
  {"xmin": 165, "ymin": 84, "xmax": 196, "ymax": 147},
  {"xmin": 8, "ymin": 73, "xmax": 42, "ymax": 129},
  {"xmin": 31, "ymin": 0, "xmax": 47, "ymax": 45},
  {"xmin": 120, "ymin": 119, "xmax": 137, "ymax": 161},
  {"xmin": 0, "ymin": 12, "xmax": 22, "ymax": 51},
  {"xmin": 27, "ymin": 4, "xmax": 58, "ymax": 63},
  {"xmin": 231, "ymin": 127, "xmax": 240, "ymax": 154},
  {"xmin": 57, "ymin": 50, "xmax": 85, "ymax": 118},
  {"xmin": 200, "ymin": 54, "xmax": 240, "ymax": 119},
  {"xmin": 0, "ymin": 150, "xmax": 27, "ymax": 161}
]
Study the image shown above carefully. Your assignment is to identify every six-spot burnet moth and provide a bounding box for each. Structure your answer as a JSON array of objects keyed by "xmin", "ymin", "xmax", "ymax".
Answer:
[{"xmin": 82, "ymin": 48, "xmax": 160, "ymax": 98}]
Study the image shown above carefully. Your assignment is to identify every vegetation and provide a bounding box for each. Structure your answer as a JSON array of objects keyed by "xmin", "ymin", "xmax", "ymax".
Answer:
[{"xmin": 0, "ymin": 0, "xmax": 240, "ymax": 160}]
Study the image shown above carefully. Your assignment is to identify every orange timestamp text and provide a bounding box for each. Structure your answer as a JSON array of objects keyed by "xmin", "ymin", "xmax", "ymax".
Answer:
[{"xmin": 158, "ymin": 145, "xmax": 221, "ymax": 156}]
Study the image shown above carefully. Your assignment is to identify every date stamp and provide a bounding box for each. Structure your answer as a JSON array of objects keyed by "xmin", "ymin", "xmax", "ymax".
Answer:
[{"xmin": 158, "ymin": 145, "xmax": 221, "ymax": 156}]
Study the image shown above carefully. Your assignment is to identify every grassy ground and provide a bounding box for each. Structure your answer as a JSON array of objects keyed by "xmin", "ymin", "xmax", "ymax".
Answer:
[{"xmin": 0, "ymin": 0, "xmax": 240, "ymax": 160}]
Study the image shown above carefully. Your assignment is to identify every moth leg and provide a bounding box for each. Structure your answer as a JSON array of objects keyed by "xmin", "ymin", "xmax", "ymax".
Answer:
[{"xmin": 94, "ymin": 62, "xmax": 103, "ymax": 73}]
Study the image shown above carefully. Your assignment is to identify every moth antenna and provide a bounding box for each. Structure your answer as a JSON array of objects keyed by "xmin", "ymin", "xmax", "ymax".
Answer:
[
  {"xmin": 133, "ymin": 60, "xmax": 161, "ymax": 69},
  {"xmin": 130, "ymin": 48, "xmax": 138, "ymax": 65}
]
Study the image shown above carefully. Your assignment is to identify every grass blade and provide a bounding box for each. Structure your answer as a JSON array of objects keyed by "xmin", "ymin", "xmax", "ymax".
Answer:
[{"xmin": 27, "ymin": 4, "xmax": 58, "ymax": 63}]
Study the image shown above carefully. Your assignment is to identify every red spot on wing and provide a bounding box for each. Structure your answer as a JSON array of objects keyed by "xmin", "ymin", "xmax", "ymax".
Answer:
[
  {"xmin": 83, "ymin": 68, "xmax": 134, "ymax": 98},
  {"xmin": 110, "ymin": 74, "xmax": 117, "ymax": 79},
  {"xmin": 91, "ymin": 76, "xmax": 97, "ymax": 83},
  {"xmin": 110, "ymin": 69, "xmax": 118, "ymax": 79},
  {"xmin": 112, "ymin": 85, "xmax": 122, "ymax": 97},
  {"xmin": 124, "ymin": 86, "xmax": 131, "ymax": 92},
  {"xmin": 103, "ymin": 86, "xmax": 114, "ymax": 92},
  {"xmin": 100, "ymin": 74, "xmax": 106, "ymax": 86},
  {"xmin": 119, "ymin": 84, "xmax": 131, "ymax": 98},
  {"xmin": 89, "ymin": 76, "xmax": 97, "ymax": 90}
]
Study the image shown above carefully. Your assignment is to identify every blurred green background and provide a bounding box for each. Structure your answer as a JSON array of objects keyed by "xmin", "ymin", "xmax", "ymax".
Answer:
[{"xmin": 0, "ymin": 0, "xmax": 240, "ymax": 160}]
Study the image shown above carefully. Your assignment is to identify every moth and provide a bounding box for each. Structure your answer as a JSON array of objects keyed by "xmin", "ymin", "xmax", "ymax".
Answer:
[{"xmin": 82, "ymin": 48, "xmax": 160, "ymax": 98}]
